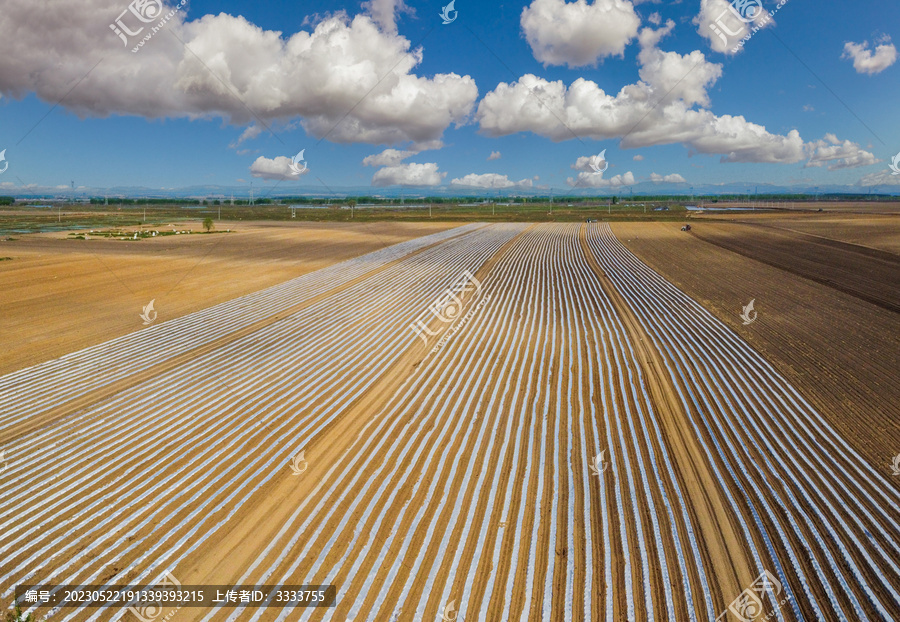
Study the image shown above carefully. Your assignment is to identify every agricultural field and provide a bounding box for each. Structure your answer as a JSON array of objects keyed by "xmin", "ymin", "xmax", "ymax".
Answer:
[
  {"xmin": 1, "ymin": 220, "xmax": 898, "ymax": 621},
  {"xmin": 0, "ymin": 220, "xmax": 455, "ymax": 375}
]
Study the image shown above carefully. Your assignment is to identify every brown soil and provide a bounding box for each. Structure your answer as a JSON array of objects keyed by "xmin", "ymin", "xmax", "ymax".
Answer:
[
  {"xmin": 0, "ymin": 220, "xmax": 455, "ymax": 375},
  {"xmin": 612, "ymin": 220, "xmax": 900, "ymax": 471}
]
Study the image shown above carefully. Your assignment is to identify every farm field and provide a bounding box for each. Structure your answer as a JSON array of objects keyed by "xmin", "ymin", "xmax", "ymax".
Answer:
[
  {"xmin": 693, "ymin": 211, "xmax": 900, "ymax": 255},
  {"xmin": 613, "ymin": 219, "xmax": 900, "ymax": 470},
  {"xmin": 2, "ymin": 222, "xmax": 899, "ymax": 621},
  {"xmin": 681, "ymin": 220, "xmax": 900, "ymax": 313},
  {"xmin": 0, "ymin": 220, "xmax": 456, "ymax": 375}
]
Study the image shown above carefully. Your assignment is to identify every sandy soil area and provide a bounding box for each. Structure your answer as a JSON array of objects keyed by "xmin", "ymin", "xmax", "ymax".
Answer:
[{"xmin": 0, "ymin": 220, "xmax": 456, "ymax": 375}]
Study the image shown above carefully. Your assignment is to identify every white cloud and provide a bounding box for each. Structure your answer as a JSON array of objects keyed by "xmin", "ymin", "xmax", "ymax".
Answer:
[
  {"xmin": 571, "ymin": 153, "xmax": 610, "ymax": 173},
  {"xmin": 0, "ymin": 5, "xmax": 477, "ymax": 146},
  {"xmin": 649, "ymin": 172, "xmax": 686, "ymax": 182},
  {"xmin": 450, "ymin": 173, "xmax": 534, "ymax": 189},
  {"xmin": 567, "ymin": 170, "xmax": 635, "ymax": 188},
  {"xmin": 633, "ymin": 154, "xmax": 644, "ymax": 161},
  {"xmin": 648, "ymin": 12, "xmax": 661, "ymax": 26},
  {"xmin": 249, "ymin": 155, "xmax": 309, "ymax": 180},
  {"xmin": 805, "ymin": 135, "xmax": 879, "ymax": 170},
  {"xmin": 520, "ymin": 0, "xmax": 641, "ymax": 67},
  {"xmin": 363, "ymin": 148, "xmax": 415, "ymax": 167},
  {"xmin": 488, "ymin": 151, "xmax": 502, "ymax": 161},
  {"xmin": 362, "ymin": 0, "xmax": 414, "ymax": 35},
  {"xmin": 476, "ymin": 21, "xmax": 855, "ymax": 166},
  {"xmin": 230, "ymin": 124, "xmax": 264, "ymax": 148},
  {"xmin": 842, "ymin": 38, "xmax": 898, "ymax": 75},
  {"xmin": 409, "ymin": 139, "xmax": 446, "ymax": 152},
  {"xmin": 476, "ymin": 23, "xmax": 804, "ymax": 164},
  {"xmin": 371, "ymin": 162, "xmax": 444, "ymax": 186},
  {"xmin": 695, "ymin": 0, "xmax": 772, "ymax": 54}
]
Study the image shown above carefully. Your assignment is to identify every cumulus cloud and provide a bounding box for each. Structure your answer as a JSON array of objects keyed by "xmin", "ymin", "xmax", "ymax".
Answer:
[
  {"xmin": 633, "ymin": 154, "xmax": 644, "ymax": 161},
  {"xmin": 363, "ymin": 148, "xmax": 416, "ymax": 167},
  {"xmin": 477, "ymin": 30, "xmax": 801, "ymax": 163},
  {"xmin": 805, "ymin": 135, "xmax": 879, "ymax": 170},
  {"xmin": 450, "ymin": 173, "xmax": 534, "ymax": 189},
  {"xmin": 249, "ymin": 155, "xmax": 309, "ymax": 180},
  {"xmin": 571, "ymin": 153, "xmax": 610, "ymax": 173},
  {"xmin": 567, "ymin": 171, "xmax": 635, "ymax": 188},
  {"xmin": 520, "ymin": 0, "xmax": 641, "ymax": 67},
  {"xmin": 362, "ymin": 0, "xmax": 414, "ymax": 35},
  {"xmin": 476, "ymin": 21, "xmax": 851, "ymax": 165},
  {"xmin": 637, "ymin": 22, "xmax": 722, "ymax": 107},
  {"xmin": 371, "ymin": 162, "xmax": 444, "ymax": 186},
  {"xmin": 842, "ymin": 38, "xmax": 898, "ymax": 75},
  {"xmin": 488, "ymin": 151, "xmax": 502, "ymax": 161},
  {"xmin": 695, "ymin": 0, "xmax": 772, "ymax": 54},
  {"xmin": 0, "ymin": 3, "xmax": 477, "ymax": 146},
  {"xmin": 649, "ymin": 172, "xmax": 686, "ymax": 182}
]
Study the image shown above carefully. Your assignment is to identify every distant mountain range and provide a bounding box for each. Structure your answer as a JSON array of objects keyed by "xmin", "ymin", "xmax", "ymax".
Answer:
[{"xmin": 5, "ymin": 181, "xmax": 899, "ymax": 199}]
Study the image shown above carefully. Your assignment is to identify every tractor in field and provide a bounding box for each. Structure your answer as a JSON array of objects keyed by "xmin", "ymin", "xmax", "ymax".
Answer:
[{"xmin": 681, "ymin": 224, "xmax": 691, "ymax": 231}]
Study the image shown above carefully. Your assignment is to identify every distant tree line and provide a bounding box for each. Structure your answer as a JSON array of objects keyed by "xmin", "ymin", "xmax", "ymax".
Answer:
[
  {"xmin": 89, "ymin": 198, "xmax": 201, "ymax": 205},
  {"xmin": 72, "ymin": 192, "xmax": 896, "ymax": 207}
]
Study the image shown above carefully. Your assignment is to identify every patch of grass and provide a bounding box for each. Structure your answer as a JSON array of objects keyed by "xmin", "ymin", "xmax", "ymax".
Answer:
[
  {"xmin": 0, "ymin": 257, "xmax": 12, "ymax": 261},
  {"xmin": 5, "ymin": 604, "xmax": 33, "ymax": 622}
]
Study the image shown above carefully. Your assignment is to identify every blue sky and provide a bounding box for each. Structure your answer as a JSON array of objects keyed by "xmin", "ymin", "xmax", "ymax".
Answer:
[{"xmin": 0, "ymin": 0, "xmax": 898, "ymax": 194}]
